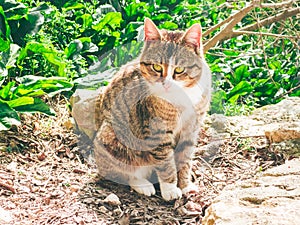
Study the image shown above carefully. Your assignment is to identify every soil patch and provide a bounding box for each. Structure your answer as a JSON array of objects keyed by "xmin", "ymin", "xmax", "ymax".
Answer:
[{"xmin": 0, "ymin": 97, "xmax": 284, "ymax": 224}]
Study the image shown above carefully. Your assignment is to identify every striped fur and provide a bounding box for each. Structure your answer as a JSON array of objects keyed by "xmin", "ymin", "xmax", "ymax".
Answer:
[{"xmin": 94, "ymin": 19, "xmax": 211, "ymax": 201}]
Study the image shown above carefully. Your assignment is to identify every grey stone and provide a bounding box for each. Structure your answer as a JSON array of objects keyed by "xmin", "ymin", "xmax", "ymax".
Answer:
[{"xmin": 202, "ymin": 159, "xmax": 300, "ymax": 225}]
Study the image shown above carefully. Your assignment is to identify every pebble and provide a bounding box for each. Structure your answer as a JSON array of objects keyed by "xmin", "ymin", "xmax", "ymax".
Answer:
[
  {"xmin": 103, "ymin": 193, "xmax": 121, "ymax": 206},
  {"xmin": 70, "ymin": 185, "xmax": 80, "ymax": 192}
]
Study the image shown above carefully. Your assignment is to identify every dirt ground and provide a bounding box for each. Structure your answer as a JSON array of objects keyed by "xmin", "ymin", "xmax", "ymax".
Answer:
[{"xmin": 0, "ymin": 97, "xmax": 284, "ymax": 224}]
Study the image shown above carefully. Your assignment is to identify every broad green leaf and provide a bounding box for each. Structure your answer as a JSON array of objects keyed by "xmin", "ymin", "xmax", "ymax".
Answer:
[
  {"xmin": 124, "ymin": 2, "xmax": 148, "ymax": 18},
  {"xmin": 65, "ymin": 40, "xmax": 83, "ymax": 58},
  {"xmin": 210, "ymin": 89, "xmax": 226, "ymax": 114},
  {"xmin": 0, "ymin": 101, "xmax": 20, "ymax": 130},
  {"xmin": 76, "ymin": 37, "xmax": 98, "ymax": 53},
  {"xmin": 14, "ymin": 75, "xmax": 73, "ymax": 97},
  {"xmin": 80, "ymin": 13, "xmax": 93, "ymax": 29},
  {"xmin": 152, "ymin": 13, "xmax": 173, "ymax": 21},
  {"xmin": 0, "ymin": 44, "xmax": 20, "ymax": 78},
  {"xmin": 160, "ymin": 21, "xmax": 178, "ymax": 30},
  {"xmin": 227, "ymin": 81, "xmax": 253, "ymax": 103},
  {"xmin": 26, "ymin": 11, "xmax": 44, "ymax": 35},
  {"xmin": 7, "ymin": 96, "xmax": 34, "ymax": 108},
  {"xmin": 63, "ymin": 2, "xmax": 85, "ymax": 11},
  {"xmin": 223, "ymin": 50, "xmax": 239, "ymax": 57},
  {"xmin": 231, "ymin": 65, "xmax": 250, "ymax": 85},
  {"xmin": 6, "ymin": 44, "xmax": 20, "ymax": 69},
  {"xmin": 2, "ymin": 0, "xmax": 27, "ymax": 20},
  {"xmin": 92, "ymin": 12, "xmax": 122, "ymax": 31},
  {"xmin": 0, "ymin": 81, "xmax": 15, "ymax": 99},
  {"xmin": 268, "ymin": 60, "xmax": 281, "ymax": 70},
  {"xmin": 78, "ymin": 37, "xmax": 91, "ymax": 43},
  {"xmin": 12, "ymin": 98, "xmax": 55, "ymax": 116},
  {"xmin": 253, "ymin": 78, "xmax": 269, "ymax": 88},
  {"xmin": 0, "ymin": 6, "xmax": 11, "ymax": 51},
  {"xmin": 18, "ymin": 42, "xmax": 67, "ymax": 77},
  {"xmin": 0, "ymin": 38, "xmax": 10, "ymax": 52},
  {"xmin": 13, "ymin": 88, "xmax": 45, "ymax": 97}
]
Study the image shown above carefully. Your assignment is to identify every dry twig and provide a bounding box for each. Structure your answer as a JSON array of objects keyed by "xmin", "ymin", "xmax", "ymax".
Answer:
[
  {"xmin": 0, "ymin": 180, "xmax": 16, "ymax": 194},
  {"xmin": 203, "ymin": 0, "xmax": 300, "ymax": 52}
]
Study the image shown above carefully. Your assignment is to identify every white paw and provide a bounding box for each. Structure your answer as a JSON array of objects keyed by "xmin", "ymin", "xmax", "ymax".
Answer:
[
  {"xmin": 160, "ymin": 182, "xmax": 182, "ymax": 201},
  {"xmin": 182, "ymin": 183, "xmax": 199, "ymax": 195},
  {"xmin": 129, "ymin": 178, "xmax": 155, "ymax": 196}
]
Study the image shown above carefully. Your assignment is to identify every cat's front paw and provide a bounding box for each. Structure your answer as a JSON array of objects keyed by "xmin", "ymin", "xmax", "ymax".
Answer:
[
  {"xmin": 160, "ymin": 182, "xmax": 182, "ymax": 201},
  {"xmin": 129, "ymin": 178, "xmax": 155, "ymax": 196}
]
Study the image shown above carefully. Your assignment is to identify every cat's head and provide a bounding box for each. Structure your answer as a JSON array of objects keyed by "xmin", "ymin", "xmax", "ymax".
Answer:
[{"xmin": 140, "ymin": 18, "xmax": 204, "ymax": 100}]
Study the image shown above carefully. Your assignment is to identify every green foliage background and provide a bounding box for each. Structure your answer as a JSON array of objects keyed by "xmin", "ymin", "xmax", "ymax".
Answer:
[{"xmin": 0, "ymin": 0, "xmax": 299, "ymax": 130}]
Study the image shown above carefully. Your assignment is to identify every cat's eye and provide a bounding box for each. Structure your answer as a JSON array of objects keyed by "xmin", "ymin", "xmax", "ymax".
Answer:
[
  {"xmin": 152, "ymin": 64, "xmax": 163, "ymax": 72},
  {"xmin": 174, "ymin": 66, "xmax": 185, "ymax": 74}
]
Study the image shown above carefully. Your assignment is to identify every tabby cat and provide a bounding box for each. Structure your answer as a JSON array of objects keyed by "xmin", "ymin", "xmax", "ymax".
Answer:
[{"xmin": 93, "ymin": 18, "xmax": 211, "ymax": 201}]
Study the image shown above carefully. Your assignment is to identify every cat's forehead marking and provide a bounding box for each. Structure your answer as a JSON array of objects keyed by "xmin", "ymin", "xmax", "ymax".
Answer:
[
  {"xmin": 166, "ymin": 56, "xmax": 176, "ymax": 79},
  {"xmin": 160, "ymin": 30, "xmax": 184, "ymax": 43}
]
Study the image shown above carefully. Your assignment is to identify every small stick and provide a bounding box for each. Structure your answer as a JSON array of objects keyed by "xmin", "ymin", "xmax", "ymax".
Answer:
[{"xmin": 0, "ymin": 181, "xmax": 16, "ymax": 194}]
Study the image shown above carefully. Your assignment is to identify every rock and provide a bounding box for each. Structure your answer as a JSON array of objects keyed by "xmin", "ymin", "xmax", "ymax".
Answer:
[
  {"xmin": 251, "ymin": 97, "xmax": 300, "ymax": 124},
  {"xmin": 103, "ymin": 193, "xmax": 121, "ymax": 206},
  {"xmin": 70, "ymin": 184, "xmax": 81, "ymax": 193},
  {"xmin": 207, "ymin": 97, "xmax": 300, "ymax": 158},
  {"xmin": 70, "ymin": 89, "xmax": 102, "ymax": 139},
  {"xmin": 264, "ymin": 122, "xmax": 300, "ymax": 143},
  {"xmin": 270, "ymin": 140, "xmax": 300, "ymax": 158},
  {"xmin": 210, "ymin": 114, "xmax": 229, "ymax": 133},
  {"xmin": 202, "ymin": 159, "xmax": 300, "ymax": 225},
  {"xmin": 99, "ymin": 206, "xmax": 108, "ymax": 213}
]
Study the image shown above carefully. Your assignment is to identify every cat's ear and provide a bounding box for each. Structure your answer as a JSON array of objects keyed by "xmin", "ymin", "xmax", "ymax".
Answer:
[
  {"xmin": 182, "ymin": 23, "xmax": 202, "ymax": 49},
  {"xmin": 144, "ymin": 18, "xmax": 161, "ymax": 41}
]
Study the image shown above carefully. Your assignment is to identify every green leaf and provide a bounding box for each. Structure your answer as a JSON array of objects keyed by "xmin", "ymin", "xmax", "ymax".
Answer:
[
  {"xmin": 14, "ymin": 75, "xmax": 73, "ymax": 97},
  {"xmin": 5, "ymin": 44, "xmax": 20, "ymax": 69},
  {"xmin": 0, "ymin": 81, "xmax": 15, "ymax": 99},
  {"xmin": 152, "ymin": 13, "xmax": 173, "ymax": 21},
  {"xmin": 7, "ymin": 96, "xmax": 34, "ymax": 108},
  {"xmin": 124, "ymin": 2, "xmax": 148, "ymax": 18},
  {"xmin": 13, "ymin": 98, "xmax": 55, "ymax": 116},
  {"xmin": 18, "ymin": 42, "xmax": 67, "ymax": 77},
  {"xmin": 160, "ymin": 21, "xmax": 178, "ymax": 30},
  {"xmin": 0, "ymin": 101, "xmax": 20, "ymax": 130},
  {"xmin": 227, "ymin": 81, "xmax": 254, "ymax": 103},
  {"xmin": 2, "ymin": 0, "xmax": 27, "ymax": 20},
  {"xmin": 63, "ymin": 2, "xmax": 85, "ymax": 11},
  {"xmin": 0, "ymin": 37, "xmax": 10, "ymax": 52},
  {"xmin": 92, "ymin": 12, "xmax": 122, "ymax": 31},
  {"xmin": 268, "ymin": 60, "xmax": 281, "ymax": 70},
  {"xmin": 210, "ymin": 89, "xmax": 226, "ymax": 114},
  {"xmin": 65, "ymin": 39, "xmax": 83, "ymax": 58},
  {"xmin": 223, "ymin": 50, "xmax": 239, "ymax": 57},
  {"xmin": 0, "ymin": 6, "xmax": 11, "ymax": 51},
  {"xmin": 80, "ymin": 13, "xmax": 93, "ymax": 29},
  {"xmin": 0, "ymin": 44, "xmax": 20, "ymax": 78},
  {"xmin": 231, "ymin": 65, "xmax": 250, "ymax": 85}
]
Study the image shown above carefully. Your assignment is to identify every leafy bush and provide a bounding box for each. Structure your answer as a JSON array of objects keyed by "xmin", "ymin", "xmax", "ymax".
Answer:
[{"xmin": 0, "ymin": 0, "xmax": 299, "ymax": 130}]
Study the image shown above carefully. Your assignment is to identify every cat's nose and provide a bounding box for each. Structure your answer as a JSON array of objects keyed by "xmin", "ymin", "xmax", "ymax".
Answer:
[{"xmin": 162, "ymin": 80, "xmax": 172, "ymax": 90}]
